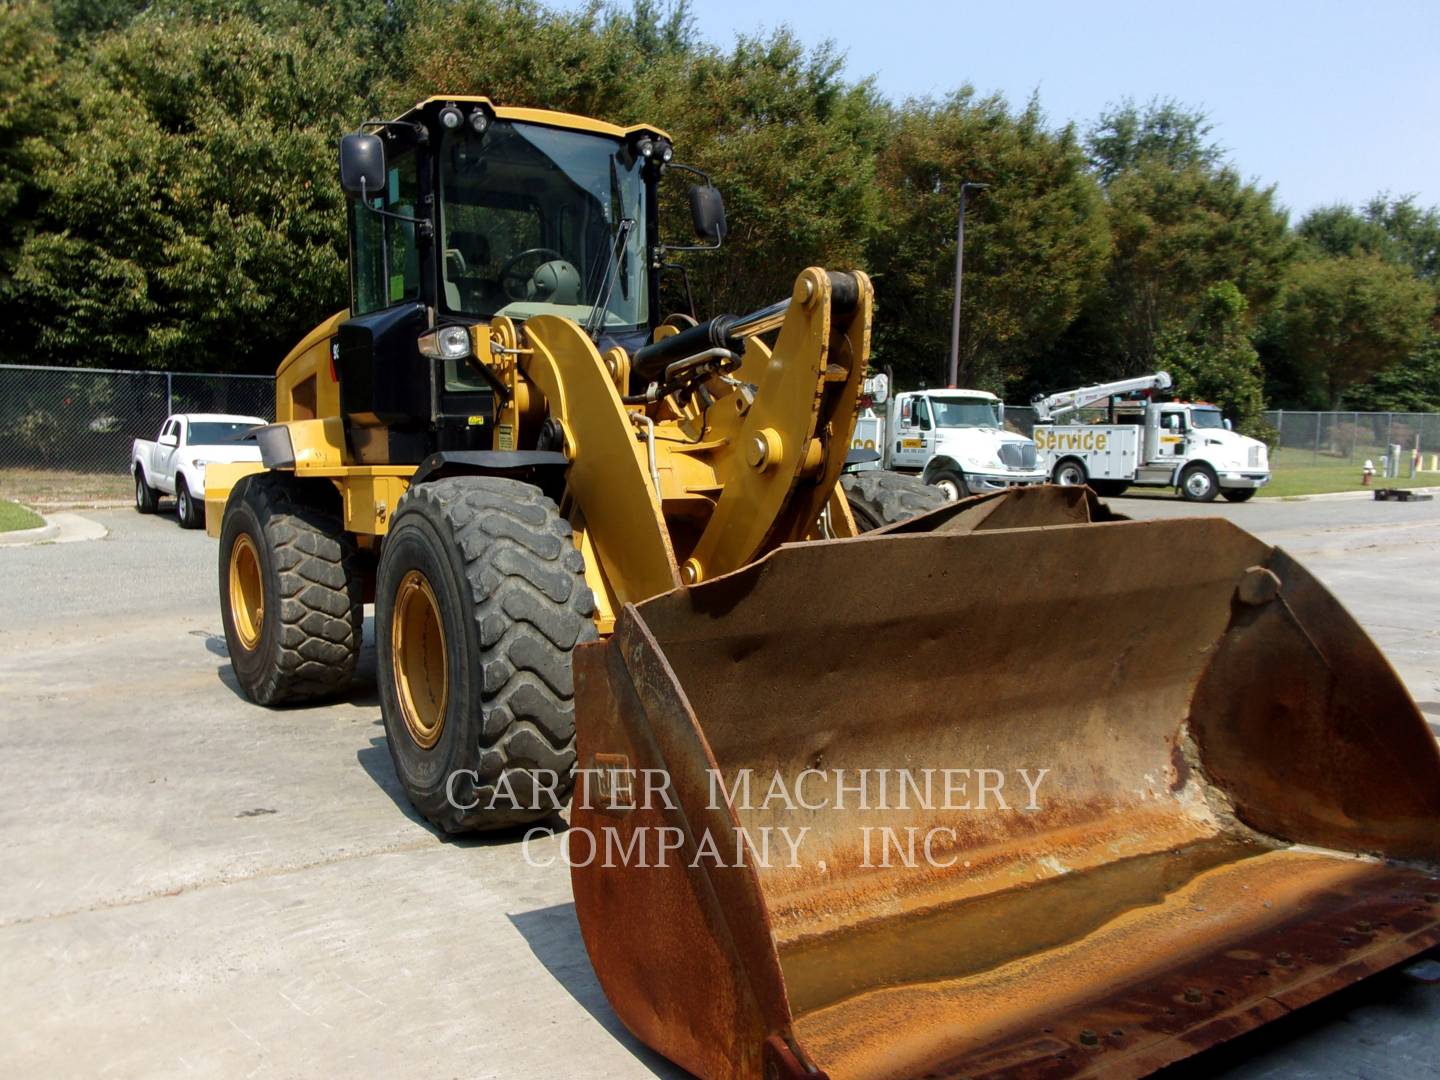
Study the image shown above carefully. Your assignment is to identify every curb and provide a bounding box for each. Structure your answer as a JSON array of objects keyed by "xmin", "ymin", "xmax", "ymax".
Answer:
[
  {"xmin": 0, "ymin": 517, "xmax": 60, "ymax": 546},
  {"xmin": 1271, "ymin": 487, "xmax": 1439, "ymax": 503},
  {"xmin": 0, "ymin": 510, "xmax": 109, "ymax": 547}
]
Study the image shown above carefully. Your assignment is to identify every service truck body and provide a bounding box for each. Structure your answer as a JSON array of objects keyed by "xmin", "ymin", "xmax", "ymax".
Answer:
[{"xmin": 1033, "ymin": 374, "xmax": 1270, "ymax": 502}]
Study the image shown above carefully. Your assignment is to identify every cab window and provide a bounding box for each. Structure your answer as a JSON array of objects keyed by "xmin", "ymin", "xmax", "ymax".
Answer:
[
  {"xmin": 351, "ymin": 149, "xmax": 423, "ymax": 315},
  {"xmin": 914, "ymin": 398, "xmax": 933, "ymax": 430}
]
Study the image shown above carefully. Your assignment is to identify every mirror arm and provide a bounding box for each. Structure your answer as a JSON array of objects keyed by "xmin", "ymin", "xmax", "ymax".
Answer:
[{"xmin": 357, "ymin": 178, "xmax": 434, "ymax": 239}]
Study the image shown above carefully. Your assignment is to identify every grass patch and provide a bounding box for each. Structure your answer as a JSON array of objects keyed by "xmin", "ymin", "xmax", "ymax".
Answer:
[
  {"xmin": 0, "ymin": 498, "xmax": 45, "ymax": 533},
  {"xmin": 0, "ymin": 468, "xmax": 134, "ymax": 509},
  {"xmin": 1261, "ymin": 462, "xmax": 1437, "ymax": 498}
]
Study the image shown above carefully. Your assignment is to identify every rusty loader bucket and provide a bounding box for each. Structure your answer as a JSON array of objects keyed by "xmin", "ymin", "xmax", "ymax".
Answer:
[{"xmin": 570, "ymin": 487, "xmax": 1440, "ymax": 1080}]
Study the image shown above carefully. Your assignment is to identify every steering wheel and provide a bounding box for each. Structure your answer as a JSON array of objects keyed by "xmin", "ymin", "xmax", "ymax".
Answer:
[{"xmin": 499, "ymin": 247, "xmax": 566, "ymax": 300}]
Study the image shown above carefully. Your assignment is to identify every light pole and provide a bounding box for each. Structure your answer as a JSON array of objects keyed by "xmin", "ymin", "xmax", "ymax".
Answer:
[{"xmin": 947, "ymin": 181, "xmax": 988, "ymax": 388}]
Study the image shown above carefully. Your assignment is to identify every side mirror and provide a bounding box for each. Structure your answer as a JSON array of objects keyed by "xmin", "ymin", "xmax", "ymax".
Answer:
[
  {"xmin": 159, "ymin": 432, "xmax": 178, "ymax": 448},
  {"xmin": 339, "ymin": 133, "xmax": 386, "ymax": 199},
  {"xmin": 1224, "ymin": 418, "xmax": 1233, "ymax": 430},
  {"xmin": 688, "ymin": 184, "xmax": 727, "ymax": 243}
]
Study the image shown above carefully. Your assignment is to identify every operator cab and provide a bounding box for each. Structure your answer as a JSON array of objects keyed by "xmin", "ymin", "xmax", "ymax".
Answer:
[{"xmin": 332, "ymin": 97, "xmax": 724, "ymax": 465}]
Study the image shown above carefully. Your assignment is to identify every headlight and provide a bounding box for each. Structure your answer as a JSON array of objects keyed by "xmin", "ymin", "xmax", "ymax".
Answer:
[
  {"xmin": 967, "ymin": 456, "xmax": 1001, "ymax": 470},
  {"xmin": 418, "ymin": 326, "xmax": 472, "ymax": 360},
  {"xmin": 192, "ymin": 459, "xmax": 209, "ymax": 469}
]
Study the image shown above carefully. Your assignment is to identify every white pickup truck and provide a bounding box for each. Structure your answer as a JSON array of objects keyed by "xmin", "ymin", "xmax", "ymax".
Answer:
[
  {"xmin": 852, "ymin": 378, "xmax": 1046, "ymax": 500},
  {"xmin": 132, "ymin": 413, "xmax": 266, "ymax": 528}
]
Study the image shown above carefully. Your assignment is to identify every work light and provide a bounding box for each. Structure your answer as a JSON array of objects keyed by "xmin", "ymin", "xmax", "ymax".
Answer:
[{"xmin": 418, "ymin": 326, "xmax": 472, "ymax": 360}]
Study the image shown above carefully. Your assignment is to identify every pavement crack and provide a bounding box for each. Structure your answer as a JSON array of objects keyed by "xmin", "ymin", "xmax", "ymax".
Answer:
[{"xmin": 0, "ymin": 835, "xmax": 442, "ymax": 930}]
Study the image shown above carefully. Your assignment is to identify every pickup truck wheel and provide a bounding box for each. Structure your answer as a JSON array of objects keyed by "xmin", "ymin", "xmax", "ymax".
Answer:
[
  {"xmin": 218, "ymin": 474, "xmax": 363, "ymax": 705},
  {"xmin": 176, "ymin": 478, "xmax": 204, "ymax": 529},
  {"xmin": 376, "ymin": 477, "xmax": 597, "ymax": 833},
  {"xmin": 1178, "ymin": 463, "xmax": 1220, "ymax": 502},
  {"xmin": 928, "ymin": 467, "xmax": 969, "ymax": 503},
  {"xmin": 841, "ymin": 470, "xmax": 948, "ymax": 531},
  {"xmin": 1052, "ymin": 459, "xmax": 1087, "ymax": 487},
  {"xmin": 134, "ymin": 471, "xmax": 160, "ymax": 514},
  {"xmin": 1221, "ymin": 488, "xmax": 1257, "ymax": 503}
]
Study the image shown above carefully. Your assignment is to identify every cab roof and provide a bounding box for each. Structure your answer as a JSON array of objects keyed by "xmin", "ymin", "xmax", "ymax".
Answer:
[{"xmin": 398, "ymin": 96, "xmax": 670, "ymax": 142}]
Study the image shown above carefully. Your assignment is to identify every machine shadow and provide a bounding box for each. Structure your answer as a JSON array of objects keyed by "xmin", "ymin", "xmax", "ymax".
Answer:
[
  {"xmin": 212, "ymin": 613, "xmax": 380, "ymax": 708},
  {"xmin": 509, "ymin": 902, "xmax": 691, "ymax": 1079}
]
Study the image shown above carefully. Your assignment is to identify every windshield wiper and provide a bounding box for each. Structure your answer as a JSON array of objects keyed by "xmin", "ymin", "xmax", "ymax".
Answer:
[{"xmin": 584, "ymin": 217, "xmax": 634, "ymax": 341}]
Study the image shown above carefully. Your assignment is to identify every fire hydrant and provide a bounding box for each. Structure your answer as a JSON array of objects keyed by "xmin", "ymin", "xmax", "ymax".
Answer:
[{"xmin": 1363, "ymin": 459, "xmax": 1375, "ymax": 486}]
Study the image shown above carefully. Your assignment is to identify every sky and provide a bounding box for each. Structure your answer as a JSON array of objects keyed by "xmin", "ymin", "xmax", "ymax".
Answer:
[{"xmin": 662, "ymin": 0, "xmax": 1440, "ymax": 219}]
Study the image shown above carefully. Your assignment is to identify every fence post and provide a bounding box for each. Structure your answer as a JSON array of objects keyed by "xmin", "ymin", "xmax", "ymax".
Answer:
[
  {"xmin": 166, "ymin": 372, "xmax": 173, "ymax": 416},
  {"xmin": 1313, "ymin": 413, "xmax": 1321, "ymax": 463}
]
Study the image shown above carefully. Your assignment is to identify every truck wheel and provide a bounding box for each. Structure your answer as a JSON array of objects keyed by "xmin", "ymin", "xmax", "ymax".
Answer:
[
  {"xmin": 1052, "ymin": 459, "xmax": 1087, "ymax": 487},
  {"xmin": 1221, "ymin": 488, "xmax": 1257, "ymax": 503},
  {"xmin": 841, "ymin": 470, "xmax": 948, "ymax": 531},
  {"xmin": 134, "ymin": 470, "xmax": 160, "ymax": 514},
  {"xmin": 928, "ymin": 467, "xmax": 969, "ymax": 503},
  {"xmin": 219, "ymin": 474, "xmax": 363, "ymax": 705},
  {"xmin": 1178, "ymin": 463, "xmax": 1220, "ymax": 502},
  {"xmin": 1089, "ymin": 479, "xmax": 1131, "ymax": 497},
  {"xmin": 376, "ymin": 477, "xmax": 597, "ymax": 833},
  {"xmin": 176, "ymin": 477, "xmax": 204, "ymax": 529}
]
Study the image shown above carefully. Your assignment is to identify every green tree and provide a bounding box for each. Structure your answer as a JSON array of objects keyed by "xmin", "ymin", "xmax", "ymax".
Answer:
[
  {"xmin": 1073, "ymin": 159, "xmax": 1292, "ymax": 378},
  {"xmin": 1343, "ymin": 333, "xmax": 1440, "ymax": 411},
  {"xmin": 8, "ymin": 5, "xmax": 375, "ymax": 372},
  {"xmin": 1300, "ymin": 195, "xmax": 1440, "ymax": 281},
  {"xmin": 867, "ymin": 90, "xmax": 1110, "ymax": 393},
  {"xmin": 1154, "ymin": 281, "xmax": 1267, "ymax": 432},
  {"xmin": 1263, "ymin": 255, "xmax": 1433, "ymax": 408},
  {"xmin": 1086, "ymin": 97, "xmax": 1225, "ymax": 184}
]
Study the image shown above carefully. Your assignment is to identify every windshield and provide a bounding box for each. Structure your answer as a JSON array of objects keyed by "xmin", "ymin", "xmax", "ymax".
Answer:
[
  {"xmin": 187, "ymin": 421, "xmax": 257, "ymax": 445},
  {"xmin": 1190, "ymin": 408, "xmax": 1224, "ymax": 429},
  {"xmin": 439, "ymin": 121, "xmax": 648, "ymax": 329},
  {"xmin": 929, "ymin": 397, "xmax": 1001, "ymax": 428}
]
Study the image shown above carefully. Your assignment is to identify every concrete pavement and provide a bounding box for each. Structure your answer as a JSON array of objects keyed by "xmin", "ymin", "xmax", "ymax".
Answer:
[{"xmin": 0, "ymin": 498, "xmax": 1436, "ymax": 1078}]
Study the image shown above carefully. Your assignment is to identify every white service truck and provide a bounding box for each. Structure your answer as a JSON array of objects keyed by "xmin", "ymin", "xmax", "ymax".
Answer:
[
  {"xmin": 132, "ymin": 413, "xmax": 267, "ymax": 528},
  {"xmin": 1031, "ymin": 372, "xmax": 1270, "ymax": 502},
  {"xmin": 851, "ymin": 376, "xmax": 1046, "ymax": 501}
]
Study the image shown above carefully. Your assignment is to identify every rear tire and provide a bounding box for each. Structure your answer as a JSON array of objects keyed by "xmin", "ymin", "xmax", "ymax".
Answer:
[
  {"xmin": 134, "ymin": 471, "xmax": 159, "ymax": 514},
  {"xmin": 1221, "ymin": 488, "xmax": 1257, "ymax": 503},
  {"xmin": 1178, "ymin": 463, "xmax": 1220, "ymax": 502},
  {"xmin": 375, "ymin": 477, "xmax": 597, "ymax": 834},
  {"xmin": 1052, "ymin": 458, "xmax": 1087, "ymax": 487},
  {"xmin": 218, "ymin": 474, "xmax": 363, "ymax": 705},
  {"xmin": 928, "ymin": 467, "xmax": 969, "ymax": 503},
  {"xmin": 841, "ymin": 470, "xmax": 948, "ymax": 531},
  {"xmin": 176, "ymin": 477, "xmax": 204, "ymax": 529},
  {"xmin": 1089, "ymin": 479, "xmax": 1131, "ymax": 497}
]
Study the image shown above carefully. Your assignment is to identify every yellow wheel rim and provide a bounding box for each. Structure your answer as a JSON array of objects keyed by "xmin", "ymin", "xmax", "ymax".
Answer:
[
  {"xmin": 392, "ymin": 569, "xmax": 448, "ymax": 750},
  {"xmin": 228, "ymin": 533, "xmax": 264, "ymax": 651}
]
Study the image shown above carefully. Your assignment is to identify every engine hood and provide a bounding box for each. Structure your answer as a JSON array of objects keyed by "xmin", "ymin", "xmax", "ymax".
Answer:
[{"xmin": 933, "ymin": 427, "xmax": 1037, "ymax": 472}]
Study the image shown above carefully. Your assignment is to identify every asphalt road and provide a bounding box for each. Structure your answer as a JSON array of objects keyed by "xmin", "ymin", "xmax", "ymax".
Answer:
[{"xmin": 0, "ymin": 493, "xmax": 1436, "ymax": 1079}]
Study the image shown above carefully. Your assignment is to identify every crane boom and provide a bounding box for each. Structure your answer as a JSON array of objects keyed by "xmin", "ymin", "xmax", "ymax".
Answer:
[{"xmin": 1032, "ymin": 371, "xmax": 1173, "ymax": 422}]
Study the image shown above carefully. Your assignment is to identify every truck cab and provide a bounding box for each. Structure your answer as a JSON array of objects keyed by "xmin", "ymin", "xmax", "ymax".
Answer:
[{"xmin": 855, "ymin": 385, "xmax": 1045, "ymax": 500}]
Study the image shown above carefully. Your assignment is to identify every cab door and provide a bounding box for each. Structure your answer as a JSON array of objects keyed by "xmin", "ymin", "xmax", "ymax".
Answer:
[
  {"xmin": 1153, "ymin": 409, "xmax": 1188, "ymax": 466},
  {"xmin": 891, "ymin": 394, "xmax": 930, "ymax": 469}
]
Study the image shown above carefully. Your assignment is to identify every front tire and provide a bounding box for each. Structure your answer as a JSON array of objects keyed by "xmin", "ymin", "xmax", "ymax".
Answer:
[
  {"xmin": 135, "ymin": 471, "xmax": 160, "ymax": 514},
  {"xmin": 376, "ymin": 477, "xmax": 597, "ymax": 834},
  {"xmin": 218, "ymin": 474, "xmax": 363, "ymax": 705},
  {"xmin": 1052, "ymin": 459, "xmax": 1087, "ymax": 487},
  {"xmin": 1221, "ymin": 488, "xmax": 1257, "ymax": 503},
  {"xmin": 929, "ymin": 467, "xmax": 969, "ymax": 503},
  {"xmin": 176, "ymin": 477, "xmax": 204, "ymax": 529},
  {"xmin": 1178, "ymin": 463, "xmax": 1220, "ymax": 502},
  {"xmin": 841, "ymin": 470, "xmax": 948, "ymax": 531}
]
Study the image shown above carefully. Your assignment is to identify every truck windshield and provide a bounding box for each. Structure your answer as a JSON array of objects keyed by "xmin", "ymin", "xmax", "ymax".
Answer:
[
  {"xmin": 439, "ymin": 121, "xmax": 648, "ymax": 330},
  {"xmin": 1190, "ymin": 409, "xmax": 1224, "ymax": 429},
  {"xmin": 929, "ymin": 397, "xmax": 1001, "ymax": 428},
  {"xmin": 187, "ymin": 421, "xmax": 257, "ymax": 444}
]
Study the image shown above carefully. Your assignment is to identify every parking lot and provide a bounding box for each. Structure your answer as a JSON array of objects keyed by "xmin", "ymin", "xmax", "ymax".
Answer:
[{"xmin": 2, "ymin": 493, "xmax": 1438, "ymax": 1079}]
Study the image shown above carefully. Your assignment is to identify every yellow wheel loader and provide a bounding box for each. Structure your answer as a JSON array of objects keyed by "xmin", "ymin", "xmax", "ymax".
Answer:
[{"xmin": 210, "ymin": 97, "xmax": 1440, "ymax": 1079}]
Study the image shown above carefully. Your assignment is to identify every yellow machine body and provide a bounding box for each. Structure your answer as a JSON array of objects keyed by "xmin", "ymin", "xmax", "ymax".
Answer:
[{"xmin": 214, "ymin": 97, "xmax": 1440, "ymax": 1080}]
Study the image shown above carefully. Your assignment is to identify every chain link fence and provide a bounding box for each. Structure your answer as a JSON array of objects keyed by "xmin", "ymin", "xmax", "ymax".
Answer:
[{"xmin": 0, "ymin": 364, "xmax": 274, "ymax": 474}]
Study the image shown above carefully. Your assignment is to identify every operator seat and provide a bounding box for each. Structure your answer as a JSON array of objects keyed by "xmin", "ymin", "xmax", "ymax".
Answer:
[{"xmin": 444, "ymin": 230, "xmax": 491, "ymax": 310}]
